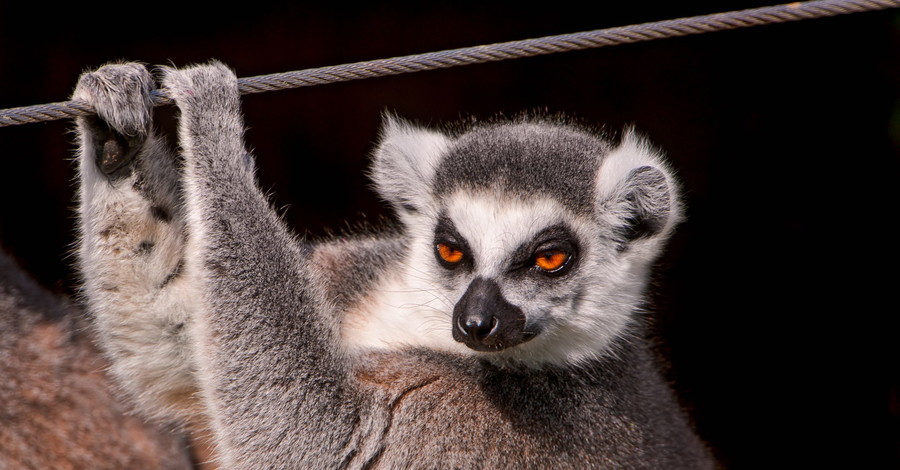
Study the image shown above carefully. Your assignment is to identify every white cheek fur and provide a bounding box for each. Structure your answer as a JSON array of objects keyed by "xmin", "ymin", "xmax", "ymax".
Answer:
[
  {"xmin": 340, "ymin": 191, "xmax": 648, "ymax": 367},
  {"xmin": 344, "ymin": 130, "xmax": 680, "ymax": 367}
]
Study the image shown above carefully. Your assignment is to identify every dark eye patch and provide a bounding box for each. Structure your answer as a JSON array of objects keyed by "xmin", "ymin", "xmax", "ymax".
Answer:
[
  {"xmin": 433, "ymin": 215, "xmax": 474, "ymax": 271},
  {"xmin": 506, "ymin": 224, "xmax": 579, "ymax": 276}
]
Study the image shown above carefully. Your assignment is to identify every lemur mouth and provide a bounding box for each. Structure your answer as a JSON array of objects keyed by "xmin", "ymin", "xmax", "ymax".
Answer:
[{"xmin": 456, "ymin": 326, "xmax": 539, "ymax": 352}]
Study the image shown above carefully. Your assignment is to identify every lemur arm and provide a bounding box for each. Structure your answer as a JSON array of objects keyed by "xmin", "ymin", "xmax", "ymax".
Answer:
[
  {"xmin": 74, "ymin": 63, "xmax": 200, "ymax": 423},
  {"xmin": 161, "ymin": 63, "xmax": 361, "ymax": 467},
  {"xmin": 75, "ymin": 62, "xmax": 360, "ymax": 468}
]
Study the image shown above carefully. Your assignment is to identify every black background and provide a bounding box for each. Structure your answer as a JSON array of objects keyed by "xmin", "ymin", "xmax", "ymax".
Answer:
[{"xmin": 0, "ymin": 2, "xmax": 897, "ymax": 467}]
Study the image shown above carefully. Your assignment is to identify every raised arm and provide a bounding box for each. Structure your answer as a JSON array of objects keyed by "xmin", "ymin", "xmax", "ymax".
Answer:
[
  {"xmin": 158, "ymin": 63, "xmax": 360, "ymax": 467},
  {"xmin": 74, "ymin": 63, "xmax": 200, "ymax": 424}
]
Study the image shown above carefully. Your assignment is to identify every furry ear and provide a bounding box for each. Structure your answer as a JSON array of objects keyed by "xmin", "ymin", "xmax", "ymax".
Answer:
[
  {"xmin": 370, "ymin": 114, "xmax": 452, "ymax": 216},
  {"xmin": 595, "ymin": 130, "xmax": 682, "ymax": 245}
]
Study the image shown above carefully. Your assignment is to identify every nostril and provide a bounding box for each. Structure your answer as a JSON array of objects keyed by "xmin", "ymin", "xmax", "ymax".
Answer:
[
  {"xmin": 461, "ymin": 316, "xmax": 497, "ymax": 341},
  {"xmin": 455, "ymin": 315, "xmax": 469, "ymax": 337}
]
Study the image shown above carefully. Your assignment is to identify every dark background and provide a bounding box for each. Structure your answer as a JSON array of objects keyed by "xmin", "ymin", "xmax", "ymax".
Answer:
[{"xmin": 1, "ymin": 2, "xmax": 897, "ymax": 467}]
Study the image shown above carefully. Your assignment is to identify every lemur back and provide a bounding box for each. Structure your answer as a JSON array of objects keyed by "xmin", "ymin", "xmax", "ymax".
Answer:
[{"xmin": 74, "ymin": 61, "xmax": 714, "ymax": 468}]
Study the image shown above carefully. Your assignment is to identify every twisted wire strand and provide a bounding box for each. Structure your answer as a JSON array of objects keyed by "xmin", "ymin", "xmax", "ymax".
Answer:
[{"xmin": 1, "ymin": 0, "xmax": 896, "ymax": 127}]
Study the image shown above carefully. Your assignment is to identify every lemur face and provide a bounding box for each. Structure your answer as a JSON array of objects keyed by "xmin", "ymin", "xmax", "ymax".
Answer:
[
  {"xmin": 370, "ymin": 117, "xmax": 678, "ymax": 365},
  {"xmin": 431, "ymin": 190, "xmax": 601, "ymax": 353}
]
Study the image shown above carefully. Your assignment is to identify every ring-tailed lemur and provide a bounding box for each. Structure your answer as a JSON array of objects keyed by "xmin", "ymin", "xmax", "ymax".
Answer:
[{"xmin": 74, "ymin": 61, "xmax": 714, "ymax": 468}]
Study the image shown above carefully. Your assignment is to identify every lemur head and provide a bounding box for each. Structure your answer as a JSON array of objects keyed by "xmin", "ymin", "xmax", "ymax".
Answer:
[{"xmin": 370, "ymin": 115, "xmax": 681, "ymax": 366}]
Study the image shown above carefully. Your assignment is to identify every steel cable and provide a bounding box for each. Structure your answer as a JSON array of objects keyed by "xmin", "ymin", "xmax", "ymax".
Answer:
[{"xmin": 0, "ymin": 0, "xmax": 896, "ymax": 128}]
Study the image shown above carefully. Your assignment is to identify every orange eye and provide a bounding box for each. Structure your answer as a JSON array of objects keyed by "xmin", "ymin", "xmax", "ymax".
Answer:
[
  {"xmin": 437, "ymin": 243, "xmax": 464, "ymax": 264},
  {"xmin": 534, "ymin": 251, "xmax": 568, "ymax": 272}
]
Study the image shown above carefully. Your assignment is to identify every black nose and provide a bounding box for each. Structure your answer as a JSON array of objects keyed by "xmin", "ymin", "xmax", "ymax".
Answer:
[
  {"xmin": 457, "ymin": 314, "xmax": 498, "ymax": 341},
  {"xmin": 451, "ymin": 277, "xmax": 536, "ymax": 351}
]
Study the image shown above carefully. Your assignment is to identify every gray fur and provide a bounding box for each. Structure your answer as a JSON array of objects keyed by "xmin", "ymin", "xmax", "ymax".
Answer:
[
  {"xmin": 75, "ymin": 61, "xmax": 714, "ymax": 468},
  {"xmin": 433, "ymin": 119, "xmax": 609, "ymax": 215}
]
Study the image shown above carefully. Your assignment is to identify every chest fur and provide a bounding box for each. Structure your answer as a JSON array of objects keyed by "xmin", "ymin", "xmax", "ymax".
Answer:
[{"xmin": 348, "ymin": 352, "xmax": 647, "ymax": 468}]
